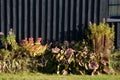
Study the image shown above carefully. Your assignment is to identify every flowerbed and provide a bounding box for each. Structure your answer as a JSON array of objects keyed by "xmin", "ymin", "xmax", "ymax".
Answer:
[{"xmin": 0, "ymin": 20, "xmax": 118, "ymax": 75}]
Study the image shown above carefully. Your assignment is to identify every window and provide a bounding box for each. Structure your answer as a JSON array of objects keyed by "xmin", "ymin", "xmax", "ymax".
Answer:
[{"xmin": 108, "ymin": 0, "xmax": 120, "ymax": 18}]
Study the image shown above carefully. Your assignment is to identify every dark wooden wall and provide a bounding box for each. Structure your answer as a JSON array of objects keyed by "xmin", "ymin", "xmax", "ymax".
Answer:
[{"xmin": 0, "ymin": 0, "xmax": 108, "ymax": 42}]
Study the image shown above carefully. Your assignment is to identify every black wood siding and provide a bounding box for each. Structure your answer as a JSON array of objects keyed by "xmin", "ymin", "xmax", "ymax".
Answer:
[{"xmin": 0, "ymin": 0, "xmax": 108, "ymax": 42}]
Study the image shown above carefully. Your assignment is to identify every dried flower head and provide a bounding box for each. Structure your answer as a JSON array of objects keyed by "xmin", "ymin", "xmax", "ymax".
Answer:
[{"xmin": 52, "ymin": 47, "xmax": 60, "ymax": 53}]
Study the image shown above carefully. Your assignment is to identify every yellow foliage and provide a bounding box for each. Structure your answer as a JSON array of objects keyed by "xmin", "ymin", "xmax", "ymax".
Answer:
[
  {"xmin": 20, "ymin": 38, "xmax": 47, "ymax": 57},
  {"xmin": 88, "ymin": 20, "xmax": 115, "ymax": 56}
]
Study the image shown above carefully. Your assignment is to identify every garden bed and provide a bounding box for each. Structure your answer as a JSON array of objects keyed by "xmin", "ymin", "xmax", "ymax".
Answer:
[{"xmin": 0, "ymin": 21, "xmax": 119, "ymax": 75}]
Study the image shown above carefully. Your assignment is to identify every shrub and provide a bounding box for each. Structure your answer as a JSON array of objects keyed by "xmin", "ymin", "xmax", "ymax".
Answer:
[
  {"xmin": 87, "ymin": 20, "xmax": 114, "ymax": 55},
  {"xmin": 0, "ymin": 29, "xmax": 47, "ymax": 73},
  {"xmin": 111, "ymin": 51, "xmax": 120, "ymax": 74},
  {"xmin": 20, "ymin": 37, "xmax": 47, "ymax": 57},
  {"xmin": 44, "ymin": 36, "xmax": 115, "ymax": 75},
  {"xmin": 0, "ymin": 29, "xmax": 23, "ymax": 73},
  {"xmin": 86, "ymin": 20, "xmax": 115, "ymax": 74},
  {"xmin": 48, "ymin": 41, "xmax": 98, "ymax": 75}
]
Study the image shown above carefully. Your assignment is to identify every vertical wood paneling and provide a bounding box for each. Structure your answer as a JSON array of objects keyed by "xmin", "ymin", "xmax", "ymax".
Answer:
[
  {"xmin": 0, "ymin": 0, "xmax": 2, "ymax": 32},
  {"xmin": 16, "ymin": 0, "xmax": 19, "ymax": 41},
  {"xmin": 44, "ymin": 0, "xmax": 48, "ymax": 41},
  {"xmin": 94, "ymin": 0, "xmax": 97, "ymax": 22},
  {"xmin": 41, "ymin": 0, "xmax": 46, "ymax": 41},
  {"xmin": 13, "ymin": 0, "xmax": 16, "ymax": 34},
  {"xmin": 61, "ymin": 0, "xmax": 65, "ymax": 41},
  {"xmin": 76, "ymin": 0, "xmax": 80, "ymax": 39},
  {"xmin": 1, "ymin": 0, "xmax": 4, "ymax": 32},
  {"xmin": 36, "ymin": 0, "xmax": 39, "ymax": 38},
  {"xmin": 67, "ymin": 0, "xmax": 71, "ymax": 40},
  {"xmin": 30, "ymin": 0, "xmax": 33, "ymax": 37},
  {"xmin": 117, "ymin": 23, "xmax": 120, "ymax": 48},
  {"xmin": 53, "ymin": 0, "xmax": 56, "ymax": 41},
  {"xmin": 96, "ymin": 0, "xmax": 100, "ymax": 23},
  {"xmin": 82, "ymin": 0, "xmax": 85, "ymax": 27},
  {"xmin": 21, "ymin": 0, "xmax": 25, "ymax": 39},
  {"xmin": 91, "ymin": 0, "xmax": 95, "ymax": 23},
  {"xmin": 4, "ymin": 0, "xmax": 7, "ymax": 34},
  {"xmin": 59, "ymin": 0, "xmax": 62, "ymax": 41},
  {"xmin": 27, "ymin": 0, "xmax": 30, "ymax": 38},
  {"xmin": 76, "ymin": 0, "xmax": 80, "ymax": 26},
  {"xmin": 55, "ymin": 0, "xmax": 59, "ymax": 41},
  {"xmin": 73, "ymin": 0, "xmax": 77, "ymax": 40},
  {"xmin": 88, "ymin": 0, "xmax": 92, "ymax": 23},
  {"xmin": 70, "ymin": 0, "xmax": 74, "ymax": 40},
  {"xmin": 85, "ymin": 0, "xmax": 88, "ymax": 27},
  {"xmin": 7, "ymin": 0, "xmax": 10, "ymax": 32},
  {"xmin": 18, "ymin": 0, "xmax": 22, "ymax": 41},
  {"xmin": 0, "ymin": 0, "xmax": 1, "ymax": 31},
  {"xmin": 10, "ymin": 0, "xmax": 13, "ymax": 28},
  {"xmin": 64, "ymin": 0, "xmax": 68, "ymax": 40},
  {"xmin": 24, "ymin": 0, "xmax": 28, "ymax": 38},
  {"xmin": 47, "ymin": 0, "xmax": 51, "ymax": 41},
  {"xmin": 38, "ymin": 0, "xmax": 42, "ymax": 37},
  {"xmin": 33, "ymin": 0, "xmax": 36, "ymax": 38},
  {"xmin": 50, "ymin": 0, "xmax": 54, "ymax": 41},
  {"xmin": 0, "ymin": 0, "xmax": 107, "ymax": 43},
  {"xmin": 100, "ymin": 0, "xmax": 108, "ymax": 21},
  {"xmin": 78, "ymin": 0, "xmax": 83, "ymax": 40}
]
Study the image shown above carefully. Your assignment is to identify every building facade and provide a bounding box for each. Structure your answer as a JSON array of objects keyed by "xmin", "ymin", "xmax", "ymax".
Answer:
[{"xmin": 0, "ymin": 0, "xmax": 120, "ymax": 48}]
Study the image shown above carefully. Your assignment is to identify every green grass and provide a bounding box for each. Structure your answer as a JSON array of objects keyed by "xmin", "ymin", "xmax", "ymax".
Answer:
[{"xmin": 0, "ymin": 72, "xmax": 120, "ymax": 80}]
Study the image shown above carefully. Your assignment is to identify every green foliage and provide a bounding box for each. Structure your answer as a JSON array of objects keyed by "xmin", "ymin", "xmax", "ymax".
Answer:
[
  {"xmin": 0, "ymin": 29, "xmax": 47, "ymax": 73},
  {"xmin": 6, "ymin": 29, "xmax": 18, "ymax": 51},
  {"xmin": 111, "ymin": 51, "xmax": 120, "ymax": 74},
  {"xmin": 88, "ymin": 20, "xmax": 114, "ymax": 54},
  {"xmin": 51, "ymin": 47, "xmax": 75, "ymax": 75},
  {"xmin": 0, "ymin": 29, "xmax": 28, "ymax": 73},
  {"xmin": 86, "ymin": 20, "xmax": 115, "ymax": 75}
]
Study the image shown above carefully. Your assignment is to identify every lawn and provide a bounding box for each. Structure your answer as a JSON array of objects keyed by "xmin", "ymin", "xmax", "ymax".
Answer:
[{"xmin": 0, "ymin": 73, "xmax": 120, "ymax": 80}]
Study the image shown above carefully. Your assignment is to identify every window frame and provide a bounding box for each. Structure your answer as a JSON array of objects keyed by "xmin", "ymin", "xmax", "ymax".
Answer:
[{"xmin": 108, "ymin": 0, "xmax": 120, "ymax": 18}]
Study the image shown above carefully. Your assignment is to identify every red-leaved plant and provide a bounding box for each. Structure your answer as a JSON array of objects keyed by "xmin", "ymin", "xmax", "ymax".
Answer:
[{"xmin": 20, "ymin": 37, "xmax": 47, "ymax": 56}]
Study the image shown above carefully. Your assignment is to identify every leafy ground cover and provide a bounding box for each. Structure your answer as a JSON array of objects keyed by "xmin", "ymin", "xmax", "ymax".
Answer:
[{"xmin": 0, "ymin": 72, "xmax": 120, "ymax": 80}]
